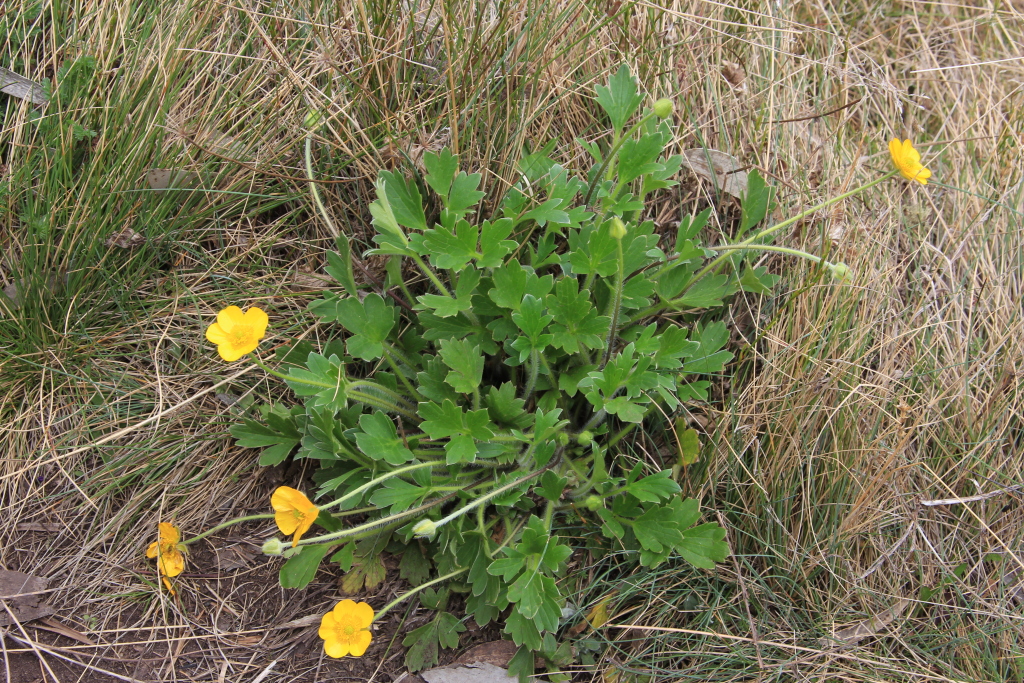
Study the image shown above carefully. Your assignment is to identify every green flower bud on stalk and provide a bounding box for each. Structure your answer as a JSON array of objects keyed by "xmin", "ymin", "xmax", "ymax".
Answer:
[
  {"xmin": 557, "ymin": 432, "xmax": 570, "ymax": 447},
  {"xmin": 829, "ymin": 262, "xmax": 852, "ymax": 281},
  {"xmin": 262, "ymin": 537, "xmax": 285, "ymax": 556},
  {"xmin": 584, "ymin": 495, "xmax": 603, "ymax": 511},
  {"xmin": 576, "ymin": 430, "xmax": 594, "ymax": 447},
  {"xmin": 609, "ymin": 218, "xmax": 627, "ymax": 240},
  {"xmin": 653, "ymin": 98, "xmax": 674, "ymax": 119},
  {"xmin": 412, "ymin": 519, "xmax": 437, "ymax": 539},
  {"xmin": 304, "ymin": 110, "xmax": 323, "ymax": 128}
]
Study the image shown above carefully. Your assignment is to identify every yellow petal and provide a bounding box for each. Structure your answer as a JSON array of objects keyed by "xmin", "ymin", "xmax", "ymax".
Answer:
[
  {"xmin": 348, "ymin": 629, "xmax": 372, "ymax": 657},
  {"xmin": 205, "ymin": 322, "xmax": 230, "ymax": 345},
  {"xmin": 218, "ymin": 340, "xmax": 255, "ymax": 362},
  {"xmin": 217, "ymin": 306, "xmax": 246, "ymax": 331},
  {"xmin": 915, "ymin": 167, "xmax": 931, "ymax": 184},
  {"xmin": 271, "ymin": 486, "xmax": 307, "ymax": 512},
  {"xmin": 319, "ymin": 611, "xmax": 337, "ymax": 640},
  {"xmin": 351, "ymin": 601, "xmax": 375, "ymax": 629},
  {"xmin": 903, "ymin": 139, "xmax": 921, "ymax": 164},
  {"xmin": 160, "ymin": 550, "xmax": 185, "ymax": 578},
  {"xmin": 888, "ymin": 138, "xmax": 901, "ymax": 161},
  {"xmin": 242, "ymin": 307, "xmax": 269, "ymax": 339},
  {"xmin": 146, "ymin": 541, "xmax": 159, "ymax": 559},
  {"xmin": 291, "ymin": 511, "xmax": 317, "ymax": 546},
  {"xmin": 323, "ymin": 636, "xmax": 350, "ymax": 658},
  {"xmin": 159, "ymin": 523, "xmax": 180, "ymax": 544},
  {"xmin": 275, "ymin": 509, "xmax": 300, "ymax": 535}
]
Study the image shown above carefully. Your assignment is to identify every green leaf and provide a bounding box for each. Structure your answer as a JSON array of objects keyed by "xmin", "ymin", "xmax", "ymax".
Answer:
[
  {"xmin": 594, "ymin": 64, "xmax": 644, "ymax": 132},
  {"xmin": 438, "ymin": 338, "xmax": 484, "ymax": 394},
  {"xmin": 618, "ymin": 131, "xmax": 668, "ymax": 184},
  {"xmin": 485, "ymin": 383, "xmax": 531, "ymax": 429},
  {"xmin": 739, "ymin": 169, "xmax": 775, "ymax": 237},
  {"xmin": 325, "ymin": 235, "xmax": 359, "ymax": 297},
  {"xmin": 685, "ymin": 322, "xmax": 734, "ymax": 374},
  {"xmin": 449, "ymin": 171, "xmax": 486, "ymax": 216},
  {"xmin": 632, "ymin": 506, "xmax": 684, "ymax": 554},
  {"xmin": 489, "ymin": 259, "xmax": 553, "ymax": 311},
  {"xmin": 478, "ymin": 218, "xmax": 517, "ymax": 268},
  {"xmin": 518, "ymin": 198, "xmax": 570, "ymax": 227},
  {"xmin": 604, "ymin": 396, "xmax": 647, "ymax": 423},
  {"xmin": 677, "ymin": 274, "xmax": 732, "ymax": 309},
  {"xmin": 403, "ymin": 612, "xmax": 467, "ymax": 671},
  {"xmin": 625, "ymin": 469, "xmax": 681, "ymax": 503},
  {"xmin": 678, "ymin": 426, "xmax": 701, "ymax": 466},
  {"xmin": 423, "ymin": 148, "xmax": 459, "ymax": 199},
  {"xmin": 309, "ymin": 292, "xmax": 396, "ymax": 361},
  {"xmin": 739, "ymin": 265, "xmax": 780, "ymax": 295},
  {"xmin": 330, "ymin": 542, "xmax": 355, "ymax": 572},
  {"xmin": 677, "ymin": 207, "xmax": 711, "ymax": 243},
  {"xmin": 446, "ymin": 434, "xmax": 477, "ymax": 464},
  {"xmin": 379, "ymin": 170, "xmax": 427, "ymax": 232},
  {"xmin": 512, "ymin": 294, "xmax": 553, "ymax": 339},
  {"xmin": 537, "ymin": 470, "xmax": 568, "ymax": 502},
  {"xmin": 341, "ymin": 553, "xmax": 386, "ymax": 594},
  {"xmin": 368, "ymin": 478, "xmax": 426, "ymax": 512},
  {"xmin": 417, "ymin": 266, "xmax": 478, "ymax": 318},
  {"xmin": 416, "ymin": 220, "xmax": 478, "ymax": 271},
  {"xmin": 354, "ymin": 412, "xmax": 415, "ymax": 465},
  {"xmin": 230, "ymin": 417, "xmax": 300, "ymax": 466},
  {"xmin": 678, "ymin": 522, "xmax": 730, "ymax": 569},
  {"xmin": 285, "ymin": 353, "xmax": 348, "ymax": 412},
  {"xmin": 419, "ymin": 399, "xmax": 467, "ymax": 439},
  {"xmin": 546, "ymin": 277, "xmax": 609, "ymax": 353},
  {"xmin": 399, "ymin": 543, "xmax": 432, "ymax": 585},
  {"xmin": 279, "ymin": 543, "xmax": 333, "ymax": 589}
]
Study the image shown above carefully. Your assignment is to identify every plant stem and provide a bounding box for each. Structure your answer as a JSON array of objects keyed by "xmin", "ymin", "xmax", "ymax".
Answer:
[
  {"xmin": 184, "ymin": 514, "xmax": 275, "ymax": 545},
  {"xmin": 301, "ymin": 492, "xmax": 458, "ymax": 545},
  {"xmin": 373, "ymin": 567, "xmax": 469, "ymax": 622},
  {"xmin": 599, "ymin": 235, "xmax": 626, "ymax": 369},
  {"xmin": 674, "ymin": 170, "xmax": 898, "ymax": 303},
  {"xmin": 583, "ymin": 112, "xmax": 656, "ymax": 206},
  {"xmin": 382, "ymin": 346, "xmax": 424, "ymax": 401},
  {"xmin": 523, "ymin": 349, "xmax": 540, "ymax": 401},
  {"xmin": 305, "ymin": 134, "xmax": 339, "ymax": 239},
  {"xmin": 320, "ymin": 461, "xmax": 440, "ymax": 511}
]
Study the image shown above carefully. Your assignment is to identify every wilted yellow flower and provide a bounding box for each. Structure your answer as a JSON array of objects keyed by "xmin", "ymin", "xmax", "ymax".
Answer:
[
  {"xmin": 146, "ymin": 522, "xmax": 185, "ymax": 593},
  {"xmin": 205, "ymin": 306, "xmax": 268, "ymax": 362},
  {"xmin": 319, "ymin": 599, "xmax": 374, "ymax": 658},
  {"xmin": 271, "ymin": 486, "xmax": 319, "ymax": 547},
  {"xmin": 888, "ymin": 139, "xmax": 931, "ymax": 185}
]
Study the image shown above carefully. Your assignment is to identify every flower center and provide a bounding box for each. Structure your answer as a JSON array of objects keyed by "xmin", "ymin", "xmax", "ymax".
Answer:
[
  {"xmin": 333, "ymin": 615, "xmax": 362, "ymax": 642},
  {"xmin": 229, "ymin": 325, "xmax": 253, "ymax": 346}
]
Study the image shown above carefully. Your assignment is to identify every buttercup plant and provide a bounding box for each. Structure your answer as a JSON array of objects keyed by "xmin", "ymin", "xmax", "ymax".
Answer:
[{"xmin": 154, "ymin": 67, "xmax": 931, "ymax": 676}]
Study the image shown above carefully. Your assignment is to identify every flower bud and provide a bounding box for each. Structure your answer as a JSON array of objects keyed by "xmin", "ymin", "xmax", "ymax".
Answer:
[
  {"xmin": 412, "ymin": 519, "xmax": 437, "ymax": 539},
  {"xmin": 653, "ymin": 98, "xmax": 674, "ymax": 119},
  {"xmin": 609, "ymin": 218, "xmax": 627, "ymax": 240},
  {"xmin": 584, "ymin": 495, "xmax": 603, "ymax": 511},
  {"xmin": 576, "ymin": 430, "xmax": 594, "ymax": 447},
  {"xmin": 262, "ymin": 537, "xmax": 285, "ymax": 556},
  {"xmin": 304, "ymin": 110, "xmax": 323, "ymax": 128},
  {"xmin": 829, "ymin": 263, "xmax": 852, "ymax": 281},
  {"xmin": 556, "ymin": 431, "xmax": 570, "ymax": 446}
]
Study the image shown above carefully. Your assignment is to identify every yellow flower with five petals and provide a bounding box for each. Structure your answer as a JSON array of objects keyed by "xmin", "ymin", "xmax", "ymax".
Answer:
[
  {"xmin": 146, "ymin": 522, "xmax": 185, "ymax": 594},
  {"xmin": 888, "ymin": 138, "xmax": 931, "ymax": 185},
  {"xmin": 319, "ymin": 599, "xmax": 374, "ymax": 657},
  {"xmin": 205, "ymin": 306, "xmax": 268, "ymax": 362},
  {"xmin": 271, "ymin": 486, "xmax": 320, "ymax": 547}
]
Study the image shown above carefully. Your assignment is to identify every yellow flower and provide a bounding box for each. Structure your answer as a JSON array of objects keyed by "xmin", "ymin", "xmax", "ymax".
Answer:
[
  {"xmin": 319, "ymin": 599, "xmax": 374, "ymax": 658},
  {"xmin": 205, "ymin": 305, "xmax": 269, "ymax": 362},
  {"xmin": 146, "ymin": 522, "xmax": 185, "ymax": 594},
  {"xmin": 888, "ymin": 138, "xmax": 931, "ymax": 185},
  {"xmin": 271, "ymin": 486, "xmax": 320, "ymax": 547}
]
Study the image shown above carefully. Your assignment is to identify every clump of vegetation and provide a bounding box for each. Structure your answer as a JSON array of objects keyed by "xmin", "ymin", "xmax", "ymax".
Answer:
[{"xmin": 142, "ymin": 65, "xmax": 919, "ymax": 679}]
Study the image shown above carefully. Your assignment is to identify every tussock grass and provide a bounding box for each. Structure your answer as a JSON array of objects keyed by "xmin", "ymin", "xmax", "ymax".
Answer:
[{"xmin": 1, "ymin": 0, "xmax": 1022, "ymax": 680}]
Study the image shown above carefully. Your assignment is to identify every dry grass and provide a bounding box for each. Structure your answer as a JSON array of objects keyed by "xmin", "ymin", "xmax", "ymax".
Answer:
[{"xmin": 1, "ymin": 0, "xmax": 1022, "ymax": 681}]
